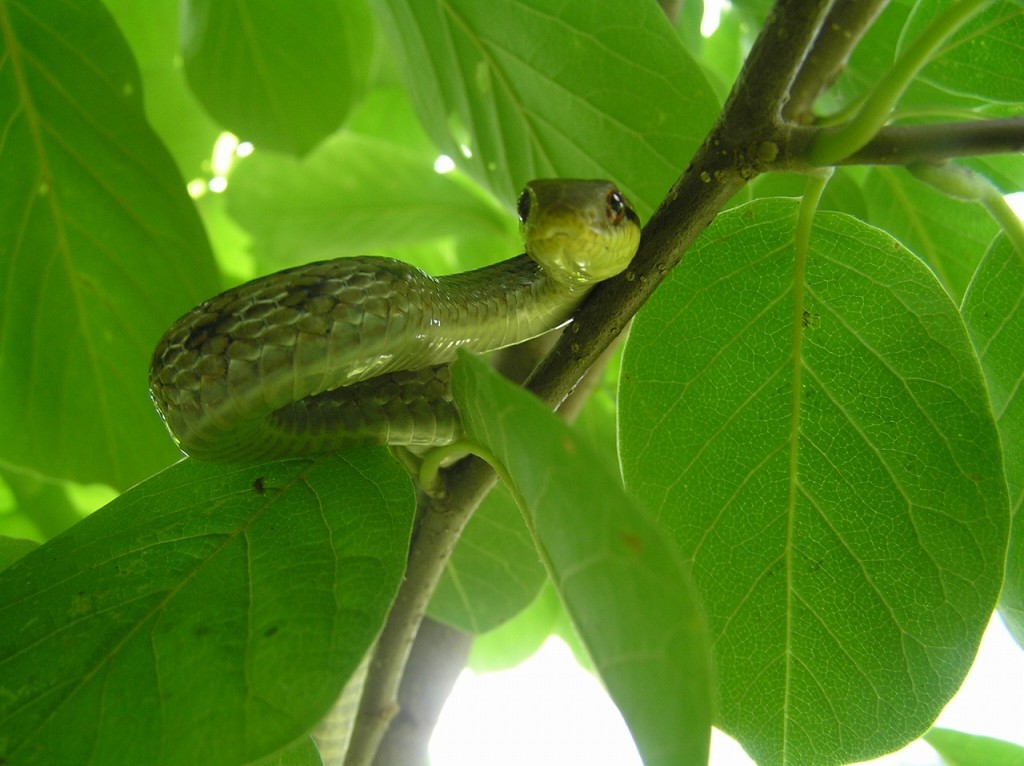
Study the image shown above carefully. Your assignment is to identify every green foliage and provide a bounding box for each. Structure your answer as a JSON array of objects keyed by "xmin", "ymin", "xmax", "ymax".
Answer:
[
  {"xmin": 962, "ymin": 235, "xmax": 1024, "ymax": 646},
  {"xmin": 0, "ymin": 0, "xmax": 1021, "ymax": 764},
  {"xmin": 0, "ymin": 0, "xmax": 218, "ymax": 488},
  {"xmin": 0, "ymin": 452, "xmax": 413, "ymax": 765},
  {"xmin": 925, "ymin": 727, "xmax": 1024, "ymax": 765},
  {"xmin": 371, "ymin": 0, "xmax": 719, "ymax": 211},
  {"xmin": 619, "ymin": 200, "xmax": 1008, "ymax": 764},
  {"xmin": 453, "ymin": 353, "xmax": 712, "ymax": 765},
  {"xmin": 180, "ymin": 0, "xmax": 374, "ymax": 156}
]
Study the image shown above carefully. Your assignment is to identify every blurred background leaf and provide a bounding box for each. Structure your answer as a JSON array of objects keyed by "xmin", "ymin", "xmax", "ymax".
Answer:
[{"xmin": 0, "ymin": 0, "xmax": 219, "ymax": 488}]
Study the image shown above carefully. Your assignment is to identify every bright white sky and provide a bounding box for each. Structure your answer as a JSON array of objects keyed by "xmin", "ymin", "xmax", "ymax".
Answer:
[{"xmin": 430, "ymin": 616, "xmax": 1024, "ymax": 765}]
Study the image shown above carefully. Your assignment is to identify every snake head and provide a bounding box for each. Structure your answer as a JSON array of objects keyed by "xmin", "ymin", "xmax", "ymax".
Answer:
[{"xmin": 518, "ymin": 179, "xmax": 641, "ymax": 288}]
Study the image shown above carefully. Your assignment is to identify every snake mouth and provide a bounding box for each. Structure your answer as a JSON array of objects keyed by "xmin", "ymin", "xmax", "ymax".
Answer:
[{"xmin": 529, "ymin": 222, "xmax": 638, "ymax": 286}]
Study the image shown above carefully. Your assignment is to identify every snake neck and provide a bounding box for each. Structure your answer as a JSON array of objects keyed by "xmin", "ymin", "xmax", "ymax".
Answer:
[{"xmin": 430, "ymin": 253, "xmax": 590, "ymax": 357}]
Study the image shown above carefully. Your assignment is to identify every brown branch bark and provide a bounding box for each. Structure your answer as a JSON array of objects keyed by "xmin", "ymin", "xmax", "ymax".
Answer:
[
  {"xmin": 820, "ymin": 118, "xmax": 1024, "ymax": 166},
  {"xmin": 343, "ymin": 457, "xmax": 496, "ymax": 766},
  {"xmin": 373, "ymin": 619, "xmax": 472, "ymax": 766},
  {"xmin": 784, "ymin": 0, "xmax": 891, "ymax": 122}
]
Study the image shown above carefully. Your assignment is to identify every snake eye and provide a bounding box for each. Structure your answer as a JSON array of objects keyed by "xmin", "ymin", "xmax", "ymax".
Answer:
[
  {"xmin": 516, "ymin": 190, "xmax": 532, "ymax": 223},
  {"xmin": 606, "ymin": 190, "xmax": 627, "ymax": 224}
]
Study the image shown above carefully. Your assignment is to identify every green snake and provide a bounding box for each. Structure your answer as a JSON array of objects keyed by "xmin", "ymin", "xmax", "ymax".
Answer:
[{"xmin": 149, "ymin": 179, "xmax": 641, "ymax": 462}]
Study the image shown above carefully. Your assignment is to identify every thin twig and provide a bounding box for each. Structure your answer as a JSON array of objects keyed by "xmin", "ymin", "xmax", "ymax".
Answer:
[
  {"xmin": 374, "ymin": 619, "xmax": 472, "ymax": 766},
  {"xmin": 784, "ymin": 0, "xmax": 891, "ymax": 122},
  {"xmin": 833, "ymin": 118, "xmax": 1024, "ymax": 165},
  {"xmin": 344, "ymin": 459, "xmax": 497, "ymax": 765}
]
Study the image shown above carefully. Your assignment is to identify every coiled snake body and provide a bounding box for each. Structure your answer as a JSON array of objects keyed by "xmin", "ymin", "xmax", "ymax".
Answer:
[{"xmin": 149, "ymin": 179, "xmax": 641, "ymax": 462}]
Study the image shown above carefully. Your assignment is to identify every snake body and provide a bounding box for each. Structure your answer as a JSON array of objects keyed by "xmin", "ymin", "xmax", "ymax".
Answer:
[{"xmin": 149, "ymin": 179, "xmax": 640, "ymax": 462}]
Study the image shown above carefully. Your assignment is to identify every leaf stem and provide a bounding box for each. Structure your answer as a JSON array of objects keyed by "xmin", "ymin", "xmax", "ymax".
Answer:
[{"xmin": 909, "ymin": 161, "xmax": 1024, "ymax": 257}]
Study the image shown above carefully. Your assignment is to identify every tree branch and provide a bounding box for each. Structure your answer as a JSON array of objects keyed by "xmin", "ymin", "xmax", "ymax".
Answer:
[
  {"xmin": 373, "ymin": 619, "xmax": 472, "ymax": 766},
  {"xmin": 719, "ymin": 0, "xmax": 836, "ymax": 125},
  {"xmin": 527, "ymin": 0, "xmax": 835, "ymax": 407},
  {"xmin": 784, "ymin": 0, "xmax": 890, "ymax": 122},
  {"xmin": 829, "ymin": 118, "xmax": 1024, "ymax": 165},
  {"xmin": 345, "ymin": 459, "xmax": 497, "ymax": 766}
]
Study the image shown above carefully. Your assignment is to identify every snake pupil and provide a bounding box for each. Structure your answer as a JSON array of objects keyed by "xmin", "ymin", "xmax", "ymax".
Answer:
[
  {"xmin": 606, "ymin": 190, "xmax": 626, "ymax": 224},
  {"xmin": 516, "ymin": 190, "xmax": 532, "ymax": 223}
]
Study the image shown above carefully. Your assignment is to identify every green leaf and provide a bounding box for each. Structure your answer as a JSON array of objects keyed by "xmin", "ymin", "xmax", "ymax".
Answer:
[
  {"xmin": 0, "ymin": 469, "xmax": 85, "ymax": 541},
  {"xmin": 673, "ymin": 0, "xmax": 706, "ymax": 57},
  {"xmin": 430, "ymin": 482, "xmax": 546, "ymax": 634},
  {"xmin": 251, "ymin": 736, "xmax": 322, "ymax": 766},
  {"xmin": 963, "ymin": 154, "xmax": 1024, "ymax": 195},
  {"xmin": 827, "ymin": 0, "xmax": 1021, "ymax": 118},
  {"xmin": 701, "ymin": 5, "xmax": 749, "ymax": 102},
  {"xmin": 0, "ymin": 0, "xmax": 221, "ymax": 488},
  {"xmin": 0, "ymin": 536, "xmax": 37, "ymax": 573},
  {"xmin": 371, "ymin": 0, "xmax": 720, "ymax": 212},
  {"xmin": 430, "ymin": 359, "xmax": 625, "ymax": 637},
  {"xmin": 180, "ymin": 0, "xmax": 375, "ymax": 156},
  {"xmin": 863, "ymin": 167, "xmax": 998, "ymax": 301},
  {"xmin": 911, "ymin": 0, "xmax": 1024, "ymax": 105},
  {"xmin": 431, "ymin": 351, "xmax": 624, "ymax": 636},
  {"xmin": 0, "ymin": 450, "xmax": 414, "ymax": 766},
  {"xmin": 961, "ymin": 234, "xmax": 1024, "ymax": 646},
  {"xmin": 452, "ymin": 354, "xmax": 713, "ymax": 766},
  {"xmin": 103, "ymin": 0, "xmax": 222, "ymax": 178},
  {"xmin": 619, "ymin": 199, "xmax": 1009, "ymax": 766},
  {"xmin": 467, "ymin": 583, "xmax": 562, "ymax": 673},
  {"xmin": 925, "ymin": 727, "xmax": 1024, "ymax": 766},
  {"xmin": 226, "ymin": 94, "xmax": 513, "ymax": 275}
]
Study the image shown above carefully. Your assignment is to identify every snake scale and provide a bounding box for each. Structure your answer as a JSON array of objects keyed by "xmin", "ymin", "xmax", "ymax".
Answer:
[{"xmin": 149, "ymin": 179, "xmax": 641, "ymax": 462}]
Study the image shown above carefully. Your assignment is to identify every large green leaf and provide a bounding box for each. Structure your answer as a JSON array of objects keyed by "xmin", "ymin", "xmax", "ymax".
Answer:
[
  {"xmin": 103, "ymin": 0, "xmax": 221, "ymax": 179},
  {"xmin": 180, "ymin": 0, "xmax": 375, "ymax": 156},
  {"xmin": 0, "ymin": 536, "xmax": 36, "ymax": 573},
  {"xmin": 910, "ymin": 0, "xmax": 1024, "ymax": 105},
  {"xmin": 0, "ymin": 0, "xmax": 220, "ymax": 488},
  {"xmin": 0, "ymin": 450, "xmax": 413, "ymax": 766},
  {"xmin": 466, "ymin": 583, "xmax": 563, "ymax": 673},
  {"xmin": 619, "ymin": 199, "xmax": 1009, "ymax": 766},
  {"xmin": 863, "ymin": 167, "xmax": 997, "ymax": 301},
  {"xmin": 225, "ymin": 90, "xmax": 513, "ymax": 276},
  {"xmin": 452, "ymin": 354, "xmax": 713, "ymax": 766},
  {"xmin": 431, "ymin": 353, "xmax": 622, "ymax": 635},
  {"xmin": 961, "ymin": 234, "xmax": 1024, "ymax": 646},
  {"xmin": 371, "ymin": 0, "xmax": 719, "ymax": 212}
]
